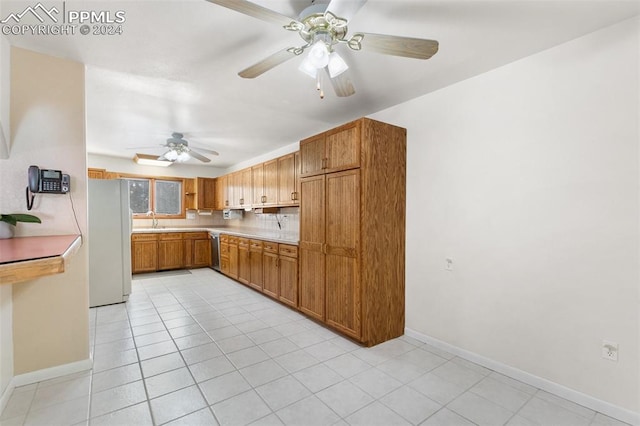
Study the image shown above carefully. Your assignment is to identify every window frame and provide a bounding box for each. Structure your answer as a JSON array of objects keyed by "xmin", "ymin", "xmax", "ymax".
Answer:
[{"xmin": 119, "ymin": 173, "xmax": 186, "ymax": 219}]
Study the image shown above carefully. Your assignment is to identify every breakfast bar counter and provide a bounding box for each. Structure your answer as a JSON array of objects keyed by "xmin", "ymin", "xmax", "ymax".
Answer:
[{"xmin": 0, "ymin": 234, "xmax": 82, "ymax": 285}]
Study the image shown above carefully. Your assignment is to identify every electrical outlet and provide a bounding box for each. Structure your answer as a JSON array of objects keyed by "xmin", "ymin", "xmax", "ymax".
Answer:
[
  {"xmin": 445, "ymin": 258, "xmax": 453, "ymax": 271},
  {"xmin": 602, "ymin": 340, "xmax": 618, "ymax": 361}
]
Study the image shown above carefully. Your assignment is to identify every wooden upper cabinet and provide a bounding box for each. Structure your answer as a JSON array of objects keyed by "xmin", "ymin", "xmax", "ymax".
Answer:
[
  {"xmin": 214, "ymin": 175, "xmax": 228, "ymax": 210},
  {"xmin": 277, "ymin": 153, "xmax": 297, "ymax": 205},
  {"xmin": 252, "ymin": 163, "xmax": 265, "ymax": 206},
  {"xmin": 88, "ymin": 168, "xmax": 106, "ymax": 179},
  {"xmin": 263, "ymin": 159, "xmax": 278, "ymax": 206},
  {"xmin": 299, "ymin": 134, "xmax": 325, "ymax": 177},
  {"xmin": 240, "ymin": 168, "xmax": 252, "ymax": 208},
  {"xmin": 325, "ymin": 121, "xmax": 360, "ymax": 174},
  {"xmin": 253, "ymin": 160, "xmax": 278, "ymax": 206},
  {"xmin": 197, "ymin": 178, "xmax": 217, "ymax": 209},
  {"xmin": 300, "ymin": 120, "xmax": 360, "ymax": 177}
]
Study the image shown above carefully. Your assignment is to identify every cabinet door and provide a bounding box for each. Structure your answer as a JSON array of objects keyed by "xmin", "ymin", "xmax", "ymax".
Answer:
[
  {"xmin": 299, "ymin": 175, "xmax": 325, "ymax": 321},
  {"xmin": 240, "ymin": 168, "xmax": 252, "ymax": 208},
  {"xmin": 238, "ymin": 239, "xmax": 251, "ymax": 285},
  {"xmin": 325, "ymin": 121, "xmax": 360, "ymax": 173},
  {"xmin": 193, "ymin": 239, "xmax": 211, "ymax": 268},
  {"xmin": 325, "ymin": 169, "xmax": 361, "ymax": 339},
  {"xmin": 299, "ymin": 135, "xmax": 325, "ymax": 177},
  {"xmin": 229, "ymin": 172, "xmax": 240, "ymax": 208},
  {"xmin": 294, "ymin": 151, "xmax": 301, "ymax": 205},
  {"xmin": 262, "ymin": 250, "xmax": 279, "ymax": 299},
  {"xmin": 158, "ymin": 239, "xmax": 184, "ymax": 271},
  {"xmin": 277, "ymin": 153, "xmax": 296, "ymax": 206},
  {"xmin": 263, "ymin": 159, "xmax": 278, "ymax": 206},
  {"xmin": 251, "ymin": 164, "xmax": 264, "ymax": 206},
  {"xmin": 132, "ymin": 240, "xmax": 157, "ymax": 273},
  {"xmin": 279, "ymin": 255, "xmax": 298, "ymax": 308},
  {"xmin": 215, "ymin": 175, "xmax": 228, "ymax": 210},
  {"xmin": 249, "ymin": 240, "xmax": 263, "ymax": 291},
  {"xmin": 197, "ymin": 178, "xmax": 217, "ymax": 209},
  {"xmin": 228, "ymin": 239, "xmax": 239, "ymax": 279}
]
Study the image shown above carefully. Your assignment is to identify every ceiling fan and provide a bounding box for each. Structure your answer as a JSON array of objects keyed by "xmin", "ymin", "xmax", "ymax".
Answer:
[
  {"xmin": 159, "ymin": 132, "xmax": 219, "ymax": 163},
  {"xmin": 205, "ymin": 0, "xmax": 439, "ymax": 98},
  {"xmin": 131, "ymin": 133, "xmax": 219, "ymax": 163}
]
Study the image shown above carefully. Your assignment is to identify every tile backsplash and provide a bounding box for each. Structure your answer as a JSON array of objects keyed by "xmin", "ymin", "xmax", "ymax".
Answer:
[{"xmin": 132, "ymin": 207, "xmax": 299, "ymax": 234}]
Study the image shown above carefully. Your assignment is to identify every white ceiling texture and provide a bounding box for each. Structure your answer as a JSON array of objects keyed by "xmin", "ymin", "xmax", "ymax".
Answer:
[{"xmin": 3, "ymin": 0, "xmax": 639, "ymax": 168}]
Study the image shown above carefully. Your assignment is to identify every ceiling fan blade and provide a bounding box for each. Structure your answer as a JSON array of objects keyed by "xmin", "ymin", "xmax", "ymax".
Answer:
[
  {"xmin": 239, "ymin": 48, "xmax": 298, "ymax": 79},
  {"xmin": 192, "ymin": 146, "xmax": 219, "ymax": 156},
  {"xmin": 329, "ymin": 69, "xmax": 355, "ymax": 97},
  {"xmin": 205, "ymin": 0, "xmax": 300, "ymax": 27},
  {"xmin": 326, "ymin": 0, "xmax": 367, "ymax": 22},
  {"xmin": 188, "ymin": 149, "xmax": 212, "ymax": 163},
  {"xmin": 357, "ymin": 32, "xmax": 439, "ymax": 60}
]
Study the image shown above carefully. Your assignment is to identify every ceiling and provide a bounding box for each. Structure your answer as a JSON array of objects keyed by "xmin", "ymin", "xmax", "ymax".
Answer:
[{"xmin": 3, "ymin": 0, "xmax": 639, "ymax": 168}]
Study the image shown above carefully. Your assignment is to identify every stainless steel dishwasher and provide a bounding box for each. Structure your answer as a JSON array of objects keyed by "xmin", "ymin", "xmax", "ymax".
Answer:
[{"xmin": 209, "ymin": 232, "xmax": 220, "ymax": 271}]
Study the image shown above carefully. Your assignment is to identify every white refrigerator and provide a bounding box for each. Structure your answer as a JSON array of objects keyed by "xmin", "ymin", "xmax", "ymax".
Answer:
[{"xmin": 88, "ymin": 179, "xmax": 132, "ymax": 307}]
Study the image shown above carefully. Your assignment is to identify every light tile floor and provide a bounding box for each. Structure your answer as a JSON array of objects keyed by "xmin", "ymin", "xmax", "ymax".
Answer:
[{"xmin": 0, "ymin": 268, "xmax": 631, "ymax": 426}]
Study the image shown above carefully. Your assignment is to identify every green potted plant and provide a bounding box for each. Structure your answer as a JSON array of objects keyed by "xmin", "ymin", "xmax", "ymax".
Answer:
[{"xmin": 0, "ymin": 214, "xmax": 41, "ymax": 239}]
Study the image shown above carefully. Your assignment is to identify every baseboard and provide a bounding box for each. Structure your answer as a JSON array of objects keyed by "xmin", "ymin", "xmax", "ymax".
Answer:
[
  {"xmin": 0, "ymin": 380, "xmax": 15, "ymax": 418},
  {"xmin": 11, "ymin": 358, "xmax": 93, "ymax": 388},
  {"xmin": 405, "ymin": 328, "xmax": 639, "ymax": 426}
]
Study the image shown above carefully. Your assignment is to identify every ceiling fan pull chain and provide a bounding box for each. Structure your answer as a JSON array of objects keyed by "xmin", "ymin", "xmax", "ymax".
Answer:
[{"xmin": 316, "ymin": 72, "xmax": 324, "ymax": 99}]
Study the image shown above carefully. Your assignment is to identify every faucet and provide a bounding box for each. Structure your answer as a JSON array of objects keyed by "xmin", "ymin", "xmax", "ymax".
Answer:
[{"xmin": 146, "ymin": 210, "xmax": 158, "ymax": 229}]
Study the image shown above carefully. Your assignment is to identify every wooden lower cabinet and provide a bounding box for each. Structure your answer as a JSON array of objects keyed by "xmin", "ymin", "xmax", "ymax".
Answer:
[
  {"xmin": 278, "ymin": 244, "xmax": 298, "ymax": 308},
  {"xmin": 219, "ymin": 235, "xmax": 298, "ymax": 309},
  {"xmin": 248, "ymin": 240, "xmax": 264, "ymax": 291},
  {"xmin": 262, "ymin": 242, "xmax": 279, "ymax": 299},
  {"xmin": 131, "ymin": 234, "xmax": 158, "ymax": 273},
  {"xmin": 228, "ymin": 236, "xmax": 239, "ymax": 279},
  {"xmin": 184, "ymin": 232, "xmax": 211, "ymax": 268},
  {"xmin": 158, "ymin": 233, "xmax": 184, "ymax": 271},
  {"xmin": 220, "ymin": 234, "xmax": 229, "ymax": 275},
  {"xmin": 132, "ymin": 231, "xmax": 211, "ymax": 274},
  {"xmin": 238, "ymin": 238, "xmax": 250, "ymax": 285}
]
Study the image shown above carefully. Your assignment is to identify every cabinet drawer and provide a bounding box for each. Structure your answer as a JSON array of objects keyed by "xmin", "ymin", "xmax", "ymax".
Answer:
[
  {"xmin": 132, "ymin": 233, "xmax": 158, "ymax": 241},
  {"xmin": 183, "ymin": 232, "xmax": 208, "ymax": 239},
  {"xmin": 159, "ymin": 233, "xmax": 183, "ymax": 240},
  {"xmin": 279, "ymin": 244, "xmax": 298, "ymax": 258},
  {"xmin": 250, "ymin": 240, "xmax": 263, "ymax": 251},
  {"xmin": 263, "ymin": 241, "xmax": 278, "ymax": 253}
]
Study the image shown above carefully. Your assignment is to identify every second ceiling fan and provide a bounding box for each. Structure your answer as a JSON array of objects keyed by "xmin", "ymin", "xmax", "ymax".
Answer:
[{"xmin": 205, "ymin": 0, "xmax": 439, "ymax": 98}]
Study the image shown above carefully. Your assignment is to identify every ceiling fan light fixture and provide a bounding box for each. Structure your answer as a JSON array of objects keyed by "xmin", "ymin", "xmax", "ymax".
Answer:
[
  {"xmin": 307, "ymin": 40, "xmax": 330, "ymax": 69},
  {"xmin": 298, "ymin": 56, "xmax": 318, "ymax": 78},
  {"xmin": 327, "ymin": 51, "xmax": 348, "ymax": 78},
  {"xmin": 164, "ymin": 150, "xmax": 179, "ymax": 161},
  {"xmin": 176, "ymin": 152, "xmax": 191, "ymax": 162}
]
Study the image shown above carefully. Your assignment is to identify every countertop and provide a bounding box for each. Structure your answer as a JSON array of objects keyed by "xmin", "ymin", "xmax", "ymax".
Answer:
[
  {"xmin": 132, "ymin": 227, "xmax": 299, "ymax": 245},
  {"xmin": 0, "ymin": 234, "xmax": 83, "ymax": 285}
]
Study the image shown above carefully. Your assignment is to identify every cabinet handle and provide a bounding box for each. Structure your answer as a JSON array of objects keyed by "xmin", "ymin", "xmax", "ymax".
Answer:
[
  {"xmin": 290, "ymin": 192, "xmax": 295, "ymax": 201},
  {"xmin": 261, "ymin": 195, "xmax": 266, "ymax": 203},
  {"xmin": 240, "ymin": 198, "xmax": 244, "ymax": 205},
  {"xmin": 225, "ymin": 200, "xmax": 229, "ymax": 206},
  {"xmin": 322, "ymin": 158, "xmax": 327, "ymax": 169}
]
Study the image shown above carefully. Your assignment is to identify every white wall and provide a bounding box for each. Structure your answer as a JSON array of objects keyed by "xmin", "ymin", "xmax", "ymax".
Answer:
[
  {"xmin": 0, "ymin": 19, "xmax": 13, "ymax": 405},
  {"xmin": 1, "ymin": 46, "xmax": 89, "ymax": 376},
  {"xmin": 372, "ymin": 17, "xmax": 639, "ymax": 413}
]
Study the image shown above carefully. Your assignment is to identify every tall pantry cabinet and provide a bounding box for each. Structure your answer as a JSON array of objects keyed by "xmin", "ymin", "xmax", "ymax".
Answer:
[{"xmin": 298, "ymin": 118, "xmax": 406, "ymax": 347}]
